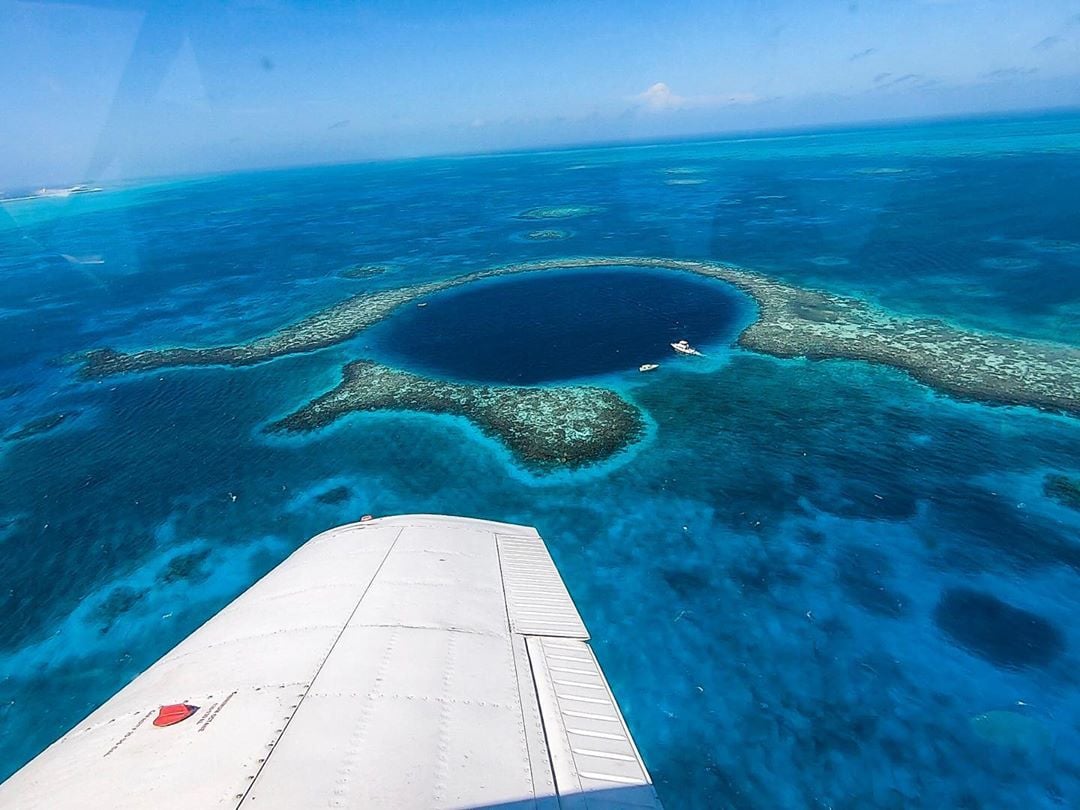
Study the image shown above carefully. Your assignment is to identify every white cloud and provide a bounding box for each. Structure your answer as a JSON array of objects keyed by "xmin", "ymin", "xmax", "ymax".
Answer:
[
  {"xmin": 635, "ymin": 82, "xmax": 689, "ymax": 112},
  {"xmin": 632, "ymin": 82, "xmax": 762, "ymax": 114}
]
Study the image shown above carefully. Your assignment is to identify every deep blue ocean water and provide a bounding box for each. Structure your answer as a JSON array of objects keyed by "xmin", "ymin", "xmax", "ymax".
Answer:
[
  {"xmin": 369, "ymin": 268, "xmax": 748, "ymax": 384},
  {"xmin": 1, "ymin": 113, "xmax": 1079, "ymax": 808}
]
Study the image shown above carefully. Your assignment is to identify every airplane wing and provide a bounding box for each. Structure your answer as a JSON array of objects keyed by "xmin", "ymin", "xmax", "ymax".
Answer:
[{"xmin": 0, "ymin": 514, "xmax": 662, "ymax": 809}]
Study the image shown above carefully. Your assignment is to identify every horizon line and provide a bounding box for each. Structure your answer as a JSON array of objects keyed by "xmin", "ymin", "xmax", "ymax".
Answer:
[{"xmin": 6, "ymin": 103, "xmax": 1080, "ymax": 196}]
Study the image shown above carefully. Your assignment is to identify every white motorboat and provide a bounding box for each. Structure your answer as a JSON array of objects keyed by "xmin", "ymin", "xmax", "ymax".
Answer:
[
  {"xmin": 639, "ymin": 363, "xmax": 659, "ymax": 372},
  {"xmin": 670, "ymin": 340, "xmax": 702, "ymax": 356}
]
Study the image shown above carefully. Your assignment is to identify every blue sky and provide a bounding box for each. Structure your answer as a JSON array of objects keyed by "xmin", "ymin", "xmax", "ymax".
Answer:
[{"xmin": 2, "ymin": 0, "xmax": 1079, "ymax": 186}]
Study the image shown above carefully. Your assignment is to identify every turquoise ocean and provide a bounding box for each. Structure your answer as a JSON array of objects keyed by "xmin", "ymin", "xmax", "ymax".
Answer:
[{"xmin": 1, "ymin": 113, "xmax": 1079, "ymax": 807}]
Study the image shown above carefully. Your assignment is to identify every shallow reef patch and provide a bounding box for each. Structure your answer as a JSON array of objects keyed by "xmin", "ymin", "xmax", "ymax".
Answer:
[
  {"xmin": 267, "ymin": 360, "xmax": 644, "ymax": 469},
  {"xmin": 928, "ymin": 482, "xmax": 1080, "ymax": 570},
  {"xmin": 1027, "ymin": 238, "xmax": 1080, "ymax": 254},
  {"xmin": 978, "ymin": 256, "xmax": 1039, "ymax": 271},
  {"xmin": 0, "ymin": 513, "xmax": 25, "ymax": 543},
  {"xmin": 156, "ymin": 548, "xmax": 213, "ymax": 586},
  {"xmin": 78, "ymin": 280, "xmax": 447, "ymax": 378},
  {"xmin": 515, "ymin": 205, "xmax": 604, "ymax": 220},
  {"xmin": 660, "ymin": 566, "xmax": 712, "ymax": 597},
  {"xmin": 1043, "ymin": 474, "xmax": 1080, "ymax": 511},
  {"xmin": 523, "ymin": 229, "xmax": 571, "ymax": 241},
  {"xmin": 969, "ymin": 709, "xmax": 1053, "ymax": 753},
  {"xmin": 809, "ymin": 255, "xmax": 851, "ymax": 267},
  {"xmin": 0, "ymin": 384, "xmax": 27, "ymax": 401},
  {"xmin": 933, "ymin": 586, "xmax": 1065, "ymax": 669},
  {"xmin": 92, "ymin": 585, "xmax": 148, "ymax": 635},
  {"xmin": 4, "ymin": 411, "xmax": 77, "ymax": 442},
  {"xmin": 854, "ymin": 167, "xmax": 909, "ymax": 175},
  {"xmin": 339, "ymin": 263, "xmax": 393, "ymax": 279},
  {"xmin": 315, "ymin": 484, "xmax": 352, "ymax": 505}
]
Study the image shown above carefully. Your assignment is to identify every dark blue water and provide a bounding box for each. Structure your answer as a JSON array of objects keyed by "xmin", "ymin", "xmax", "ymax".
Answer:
[
  {"xmin": 369, "ymin": 268, "xmax": 748, "ymax": 384},
  {"xmin": 1, "ymin": 113, "xmax": 1079, "ymax": 808}
]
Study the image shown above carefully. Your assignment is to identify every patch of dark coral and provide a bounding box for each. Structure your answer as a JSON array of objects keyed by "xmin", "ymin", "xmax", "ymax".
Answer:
[
  {"xmin": 93, "ymin": 585, "xmax": 148, "ymax": 634},
  {"xmin": 927, "ymin": 483, "xmax": 1080, "ymax": 572},
  {"xmin": 933, "ymin": 586, "xmax": 1065, "ymax": 669},
  {"xmin": 5, "ymin": 411, "xmax": 77, "ymax": 441},
  {"xmin": 661, "ymin": 567, "xmax": 712, "ymax": 597},
  {"xmin": 315, "ymin": 485, "xmax": 351, "ymax": 505},
  {"xmin": 1043, "ymin": 474, "xmax": 1080, "ymax": 511},
  {"xmin": 0, "ymin": 514, "xmax": 24, "ymax": 540},
  {"xmin": 0, "ymin": 384, "xmax": 27, "ymax": 401},
  {"xmin": 340, "ymin": 263, "xmax": 392, "ymax": 279},
  {"xmin": 524, "ymin": 229, "xmax": 571, "ymax": 241},
  {"xmin": 157, "ymin": 549, "xmax": 214, "ymax": 586}
]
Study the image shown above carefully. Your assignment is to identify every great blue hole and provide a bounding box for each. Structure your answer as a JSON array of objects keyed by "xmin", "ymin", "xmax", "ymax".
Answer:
[{"xmin": 368, "ymin": 268, "xmax": 749, "ymax": 385}]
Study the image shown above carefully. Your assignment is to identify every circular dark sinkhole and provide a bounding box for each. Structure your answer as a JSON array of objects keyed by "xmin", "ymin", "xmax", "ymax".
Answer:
[{"xmin": 368, "ymin": 268, "xmax": 749, "ymax": 385}]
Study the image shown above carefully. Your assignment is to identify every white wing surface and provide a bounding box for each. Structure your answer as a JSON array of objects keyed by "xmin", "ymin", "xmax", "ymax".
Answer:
[{"xmin": 0, "ymin": 514, "xmax": 662, "ymax": 809}]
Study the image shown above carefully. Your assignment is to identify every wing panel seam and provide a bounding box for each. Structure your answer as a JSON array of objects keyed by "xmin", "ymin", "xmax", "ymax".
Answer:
[{"xmin": 234, "ymin": 527, "xmax": 402, "ymax": 808}]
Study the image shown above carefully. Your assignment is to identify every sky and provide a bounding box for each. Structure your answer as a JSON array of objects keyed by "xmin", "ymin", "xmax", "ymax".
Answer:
[{"xmin": 1, "ymin": 0, "xmax": 1079, "ymax": 187}]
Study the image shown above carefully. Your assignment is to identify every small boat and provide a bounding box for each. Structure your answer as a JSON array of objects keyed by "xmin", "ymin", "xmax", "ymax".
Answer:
[
  {"xmin": 638, "ymin": 363, "xmax": 659, "ymax": 372},
  {"xmin": 670, "ymin": 340, "xmax": 703, "ymax": 356},
  {"xmin": 417, "ymin": 302, "xmax": 428, "ymax": 308}
]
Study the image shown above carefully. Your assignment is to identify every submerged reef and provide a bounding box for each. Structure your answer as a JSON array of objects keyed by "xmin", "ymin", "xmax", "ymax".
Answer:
[
  {"xmin": 810, "ymin": 256, "xmax": 851, "ymax": 267},
  {"xmin": 933, "ymin": 586, "xmax": 1064, "ymax": 669},
  {"xmin": 315, "ymin": 485, "xmax": 351, "ymax": 505},
  {"xmin": 157, "ymin": 549, "xmax": 213, "ymax": 586},
  {"xmin": 1043, "ymin": 474, "xmax": 1080, "ymax": 511},
  {"xmin": 969, "ymin": 710, "xmax": 1053, "ymax": 753},
  {"xmin": 339, "ymin": 263, "xmax": 393, "ymax": 279},
  {"xmin": 79, "ymin": 281, "xmax": 446, "ymax": 378},
  {"xmin": 0, "ymin": 384, "xmax": 27, "ymax": 401},
  {"xmin": 515, "ymin": 205, "xmax": 603, "ymax": 220},
  {"xmin": 524, "ymin": 229, "xmax": 571, "ymax": 241},
  {"xmin": 0, "ymin": 513, "xmax": 25, "ymax": 542},
  {"xmin": 92, "ymin": 585, "xmax": 147, "ymax": 634},
  {"xmin": 4, "ymin": 411, "xmax": 76, "ymax": 441},
  {"xmin": 268, "ymin": 360, "xmax": 644, "ymax": 469},
  {"xmin": 78, "ymin": 255, "xmax": 1080, "ymax": 418}
]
